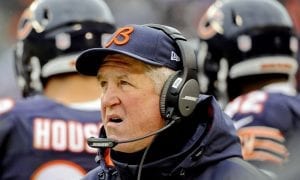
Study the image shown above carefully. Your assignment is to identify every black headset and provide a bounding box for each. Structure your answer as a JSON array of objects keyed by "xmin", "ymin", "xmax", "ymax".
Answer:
[{"xmin": 144, "ymin": 24, "xmax": 200, "ymax": 121}]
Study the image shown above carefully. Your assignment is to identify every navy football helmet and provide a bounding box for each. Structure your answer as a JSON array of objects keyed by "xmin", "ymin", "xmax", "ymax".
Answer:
[
  {"xmin": 197, "ymin": 0, "xmax": 298, "ymax": 101},
  {"xmin": 14, "ymin": 0, "xmax": 116, "ymax": 97}
]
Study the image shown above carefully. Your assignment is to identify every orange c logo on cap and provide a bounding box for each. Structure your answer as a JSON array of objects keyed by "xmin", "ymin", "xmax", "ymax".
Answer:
[
  {"xmin": 105, "ymin": 26, "xmax": 134, "ymax": 47},
  {"xmin": 197, "ymin": 4, "xmax": 224, "ymax": 40}
]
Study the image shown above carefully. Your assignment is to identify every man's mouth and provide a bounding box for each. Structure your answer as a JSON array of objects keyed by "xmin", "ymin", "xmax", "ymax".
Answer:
[{"xmin": 109, "ymin": 117, "xmax": 123, "ymax": 123}]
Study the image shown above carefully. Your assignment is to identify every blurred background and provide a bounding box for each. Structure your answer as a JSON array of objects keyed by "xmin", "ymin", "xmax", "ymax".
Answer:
[{"xmin": 0, "ymin": 0, "xmax": 299, "ymax": 99}]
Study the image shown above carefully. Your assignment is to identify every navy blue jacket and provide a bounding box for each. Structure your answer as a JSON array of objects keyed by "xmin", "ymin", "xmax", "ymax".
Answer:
[{"xmin": 83, "ymin": 95, "xmax": 269, "ymax": 180}]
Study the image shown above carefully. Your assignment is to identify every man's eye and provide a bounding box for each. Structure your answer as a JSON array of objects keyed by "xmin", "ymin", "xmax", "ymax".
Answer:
[
  {"xmin": 120, "ymin": 80, "xmax": 130, "ymax": 85},
  {"xmin": 99, "ymin": 81, "xmax": 107, "ymax": 88}
]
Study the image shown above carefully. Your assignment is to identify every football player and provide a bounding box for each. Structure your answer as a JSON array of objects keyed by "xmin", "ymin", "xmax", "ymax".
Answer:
[
  {"xmin": 0, "ymin": 0, "xmax": 115, "ymax": 179},
  {"xmin": 197, "ymin": 0, "xmax": 300, "ymax": 179}
]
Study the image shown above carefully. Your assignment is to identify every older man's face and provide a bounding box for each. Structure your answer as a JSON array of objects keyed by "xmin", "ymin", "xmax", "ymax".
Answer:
[{"xmin": 97, "ymin": 54, "xmax": 165, "ymax": 153}]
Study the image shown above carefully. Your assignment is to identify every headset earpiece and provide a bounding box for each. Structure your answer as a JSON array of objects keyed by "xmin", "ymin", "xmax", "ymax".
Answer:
[
  {"xmin": 160, "ymin": 71, "xmax": 200, "ymax": 120},
  {"xmin": 144, "ymin": 24, "xmax": 200, "ymax": 121},
  {"xmin": 160, "ymin": 72, "xmax": 180, "ymax": 119}
]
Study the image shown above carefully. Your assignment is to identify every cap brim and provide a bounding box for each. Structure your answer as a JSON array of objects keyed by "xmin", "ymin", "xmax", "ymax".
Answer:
[{"xmin": 76, "ymin": 48, "xmax": 164, "ymax": 76}]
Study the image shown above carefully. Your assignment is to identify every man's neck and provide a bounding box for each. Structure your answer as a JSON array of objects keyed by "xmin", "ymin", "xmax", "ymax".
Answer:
[{"xmin": 44, "ymin": 74, "xmax": 99, "ymax": 105}]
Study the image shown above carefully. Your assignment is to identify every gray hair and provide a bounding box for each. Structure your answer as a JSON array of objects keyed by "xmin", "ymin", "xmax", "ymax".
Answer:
[{"xmin": 144, "ymin": 64, "xmax": 176, "ymax": 94}]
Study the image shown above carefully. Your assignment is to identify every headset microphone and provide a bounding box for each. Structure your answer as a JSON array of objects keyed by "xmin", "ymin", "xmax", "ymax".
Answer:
[{"xmin": 87, "ymin": 116, "xmax": 180, "ymax": 148}]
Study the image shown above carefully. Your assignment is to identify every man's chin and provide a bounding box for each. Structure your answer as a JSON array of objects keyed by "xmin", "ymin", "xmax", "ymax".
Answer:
[{"xmin": 112, "ymin": 137, "xmax": 154, "ymax": 153}]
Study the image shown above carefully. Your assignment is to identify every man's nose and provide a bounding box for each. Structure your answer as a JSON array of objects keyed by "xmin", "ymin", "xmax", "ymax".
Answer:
[{"xmin": 101, "ymin": 83, "xmax": 121, "ymax": 108}]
